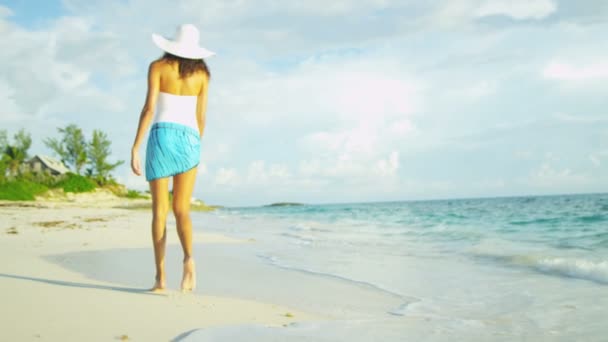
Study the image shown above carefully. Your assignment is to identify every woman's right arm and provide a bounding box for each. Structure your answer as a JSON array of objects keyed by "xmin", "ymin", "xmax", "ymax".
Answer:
[{"xmin": 131, "ymin": 61, "xmax": 161, "ymax": 176}]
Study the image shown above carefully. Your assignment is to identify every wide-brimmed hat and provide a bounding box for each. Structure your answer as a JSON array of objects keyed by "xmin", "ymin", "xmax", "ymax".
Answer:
[{"xmin": 152, "ymin": 24, "xmax": 215, "ymax": 59}]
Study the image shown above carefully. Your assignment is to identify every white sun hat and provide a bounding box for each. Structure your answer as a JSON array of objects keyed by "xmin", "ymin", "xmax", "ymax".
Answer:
[{"xmin": 152, "ymin": 24, "xmax": 215, "ymax": 59}]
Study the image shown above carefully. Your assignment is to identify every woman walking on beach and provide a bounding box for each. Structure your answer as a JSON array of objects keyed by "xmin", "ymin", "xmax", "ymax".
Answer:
[{"xmin": 130, "ymin": 24, "xmax": 214, "ymax": 292}]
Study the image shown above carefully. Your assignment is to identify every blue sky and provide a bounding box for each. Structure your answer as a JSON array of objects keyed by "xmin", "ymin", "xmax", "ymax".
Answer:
[{"xmin": 0, "ymin": 0, "xmax": 606, "ymax": 206}]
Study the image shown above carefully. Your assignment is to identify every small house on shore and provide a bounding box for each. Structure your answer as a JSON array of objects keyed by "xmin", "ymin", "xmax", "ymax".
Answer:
[{"xmin": 27, "ymin": 155, "xmax": 70, "ymax": 175}]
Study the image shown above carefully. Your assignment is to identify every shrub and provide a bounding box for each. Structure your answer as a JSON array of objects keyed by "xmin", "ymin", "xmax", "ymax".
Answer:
[
  {"xmin": 17, "ymin": 171, "xmax": 59, "ymax": 187},
  {"xmin": 125, "ymin": 189, "xmax": 146, "ymax": 199},
  {"xmin": 55, "ymin": 173, "xmax": 97, "ymax": 193},
  {"xmin": 0, "ymin": 180, "xmax": 48, "ymax": 201}
]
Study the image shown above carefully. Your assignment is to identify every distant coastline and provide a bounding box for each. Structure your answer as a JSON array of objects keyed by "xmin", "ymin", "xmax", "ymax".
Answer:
[{"xmin": 263, "ymin": 202, "xmax": 305, "ymax": 207}]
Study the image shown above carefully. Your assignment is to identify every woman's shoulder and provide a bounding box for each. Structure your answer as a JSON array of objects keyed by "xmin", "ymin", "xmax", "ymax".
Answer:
[
  {"xmin": 148, "ymin": 60, "xmax": 181, "ymax": 79},
  {"xmin": 147, "ymin": 59, "xmax": 165, "ymax": 74},
  {"xmin": 150, "ymin": 58, "xmax": 173, "ymax": 69}
]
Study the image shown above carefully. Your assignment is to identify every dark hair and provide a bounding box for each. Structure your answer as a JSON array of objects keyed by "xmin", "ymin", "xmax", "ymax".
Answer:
[{"xmin": 161, "ymin": 52, "xmax": 211, "ymax": 79}]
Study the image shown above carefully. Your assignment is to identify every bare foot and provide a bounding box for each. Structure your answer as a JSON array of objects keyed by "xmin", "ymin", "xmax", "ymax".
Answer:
[
  {"xmin": 149, "ymin": 276, "xmax": 166, "ymax": 293},
  {"xmin": 181, "ymin": 258, "xmax": 196, "ymax": 292}
]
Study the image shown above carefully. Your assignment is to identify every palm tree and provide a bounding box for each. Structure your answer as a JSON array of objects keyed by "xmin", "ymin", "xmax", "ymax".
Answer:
[
  {"xmin": 2, "ymin": 129, "xmax": 32, "ymax": 177},
  {"xmin": 3, "ymin": 145, "xmax": 26, "ymax": 176}
]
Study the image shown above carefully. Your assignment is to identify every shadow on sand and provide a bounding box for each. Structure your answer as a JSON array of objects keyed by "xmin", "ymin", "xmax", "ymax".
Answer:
[
  {"xmin": 0, "ymin": 273, "xmax": 162, "ymax": 296},
  {"xmin": 171, "ymin": 329, "xmax": 200, "ymax": 342}
]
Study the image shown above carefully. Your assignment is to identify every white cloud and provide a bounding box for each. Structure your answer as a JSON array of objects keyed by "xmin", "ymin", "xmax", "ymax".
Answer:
[
  {"xmin": 589, "ymin": 150, "xmax": 608, "ymax": 167},
  {"xmin": 214, "ymin": 167, "xmax": 239, "ymax": 186},
  {"xmin": 282, "ymin": 0, "xmax": 391, "ymax": 16},
  {"xmin": 292, "ymin": 150, "xmax": 400, "ymax": 188},
  {"xmin": 210, "ymin": 53, "xmax": 419, "ymax": 194},
  {"xmin": 543, "ymin": 61, "xmax": 608, "ymax": 81},
  {"xmin": 2, "ymin": 0, "xmax": 607, "ymax": 206},
  {"xmin": 296, "ymin": 114, "xmax": 412, "ymax": 183},
  {"xmin": 213, "ymin": 56, "xmax": 420, "ymax": 128},
  {"xmin": 63, "ymin": 0, "xmax": 415, "ymax": 58},
  {"xmin": 245, "ymin": 161, "xmax": 267, "ymax": 184},
  {"xmin": 199, "ymin": 142, "xmax": 234, "ymax": 166},
  {"xmin": 298, "ymin": 159, "xmax": 322, "ymax": 177},
  {"xmin": 389, "ymin": 119, "xmax": 414, "ymax": 135},
  {"xmin": 528, "ymin": 162, "xmax": 589, "ymax": 188},
  {"xmin": 514, "ymin": 150, "xmax": 534, "ymax": 160},
  {"xmin": 429, "ymin": 0, "xmax": 556, "ymax": 28},
  {"xmin": 374, "ymin": 151, "xmax": 399, "ymax": 176},
  {"xmin": 544, "ymin": 152, "xmax": 559, "ymax": 162},
  {"xmin": 246, "ymin": 161, "xmax": 266, "ymax": 184},
  {"xmin": 0, "ymin": 13, "xmax": 133, "ymax": 125},
  {"xmin": 198, "ymin": 163, "xmax": 208, "ymax": 176},
  {"xmin": 0, "ymin": 80, "xmax": 23, "ymax": 122},
  {"xmin": 244, "ymin": 160, "xmax": 291, "ymax": 186},
  {"xmin": 475, "ymin": 0, "xmax": 557, "ymax": 20},
  {"xmin": 429, "ymin": 0, "xmax": 476, "ymax": 27},
  {"xmin": 268, "ymin": 164, "xmax": 290, "ymax": 180},
  {"xmin": 302, "ymin": 125, "xmax": 380, "ymax": 159}
]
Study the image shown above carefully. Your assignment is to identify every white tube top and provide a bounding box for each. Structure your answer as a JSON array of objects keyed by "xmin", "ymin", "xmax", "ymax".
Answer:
[{"xmin": 154, "ymin": 92, "xmax": 198, "ymax": 131}]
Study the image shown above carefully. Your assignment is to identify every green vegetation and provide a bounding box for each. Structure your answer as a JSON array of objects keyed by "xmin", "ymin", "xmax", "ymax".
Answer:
[
  {"xmin": 45, "ymin": 124, "xmax": 88, "ymax": 175},
  {"xmin": 0, "ymin": 173, "xmax": 97, "ymax": 200},
  {"xmin": 54, "ymin": 173, "xmax": 97, "ymax": 193},
  {"xmin": 43, "ymin": 125, "xmax": 124, "ymax": 185},
  {"xmin": 0, "ymin": 130, "xmax": 7, "ymax": 180},
  {"xmin": 125, "ymin": 189, "xmax": 147, "ymax": 199},
  {"xmin": 1, "ymin": 129, "xmax": 32, "ymax": 179},
  {"xmin": 0, "ymin": 126, "xmax": 213, "ymax": 208},
  {"xmin": 87, "ymin": 130, "xmax": 124, "ymax": 185},
  {"xmin": 43, "ymin": 124, "xmax": 125, "ymax": 187},
  {"xmin": 0, "ymin": 126, "xmax": 124, "ymax": 201},
  {"xmin": 0, "ymin": 179, "xmax": 48, "ymax": 201}
]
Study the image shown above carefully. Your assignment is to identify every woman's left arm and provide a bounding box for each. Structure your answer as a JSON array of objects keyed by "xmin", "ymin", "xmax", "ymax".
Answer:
[{"xmin": 196, "ymin": 74, "xmax": 209, "ymax": 138}]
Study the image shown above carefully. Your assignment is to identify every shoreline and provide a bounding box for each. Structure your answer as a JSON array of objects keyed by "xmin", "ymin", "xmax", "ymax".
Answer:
[
  {"xmin": 5, "ymin": 200, "xmax": 529, "ymax": 341},
  {"xmin": 3, "ymin": 196, "xmax": 604, "ymax": 340},
  {"xmin": 0, "ymin": 203, "xmax": 323, "ymax": 341}
]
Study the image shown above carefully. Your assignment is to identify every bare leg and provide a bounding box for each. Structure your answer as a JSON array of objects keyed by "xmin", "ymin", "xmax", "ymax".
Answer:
[
  {"xmin": 149, "ymin": 177, "xmax": 170, "ymax": 292},
  {"xmin": 172, "ymin": 167, "xmax": 198, "ymax": 291}
]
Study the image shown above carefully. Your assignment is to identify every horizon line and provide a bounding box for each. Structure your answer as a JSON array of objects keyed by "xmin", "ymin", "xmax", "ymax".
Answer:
[{"xmin": 217, "ymin": 191, "xmax": 608, "ymax": 209}]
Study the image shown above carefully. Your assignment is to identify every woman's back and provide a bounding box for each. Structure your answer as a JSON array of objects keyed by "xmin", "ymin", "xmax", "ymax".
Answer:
[
  {"xmin": 152, "ymin": 58, "xmax": 209, "ymax": 131},
  {"xmin": 156, "ymin": 59, "xmax": 207, "ymax": 96}
]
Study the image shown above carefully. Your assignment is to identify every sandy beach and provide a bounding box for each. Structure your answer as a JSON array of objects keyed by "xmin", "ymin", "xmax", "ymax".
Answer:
[
  {"xmin": 4, "ymin": 195, "xmax": 601, "ymax": 341},
  {"xmin": 0, "ymin": 201, "xmax": 321, "ymax": 341}
]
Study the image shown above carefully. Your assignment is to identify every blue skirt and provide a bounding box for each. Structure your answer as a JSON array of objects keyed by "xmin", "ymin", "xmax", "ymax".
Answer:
[{"xmin": 145, "ymin": 122, "xmax": 201, "ymax": 181}]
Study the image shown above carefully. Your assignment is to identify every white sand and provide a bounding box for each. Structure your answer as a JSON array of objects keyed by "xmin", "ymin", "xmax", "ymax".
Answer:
[{"xmin": 0, "ymin": 203, "xmax": 321, "ymax": 341}]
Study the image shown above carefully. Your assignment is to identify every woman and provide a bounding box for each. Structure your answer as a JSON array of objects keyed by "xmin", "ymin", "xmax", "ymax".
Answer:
[{"xmin": 130, "ymin": 24, "xmax": 214, "ymax": 292}]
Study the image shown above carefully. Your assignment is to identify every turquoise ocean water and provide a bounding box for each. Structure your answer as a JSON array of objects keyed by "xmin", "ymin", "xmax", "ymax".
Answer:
[{"xmin": 193, "ymin": 193, "xmax": 608, "ymax": 340}]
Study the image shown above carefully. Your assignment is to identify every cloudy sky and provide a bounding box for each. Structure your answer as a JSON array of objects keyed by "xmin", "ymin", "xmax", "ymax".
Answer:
[{"xmin": 1, "ymin": 0, "xmax": 606, "ymax": 206}]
